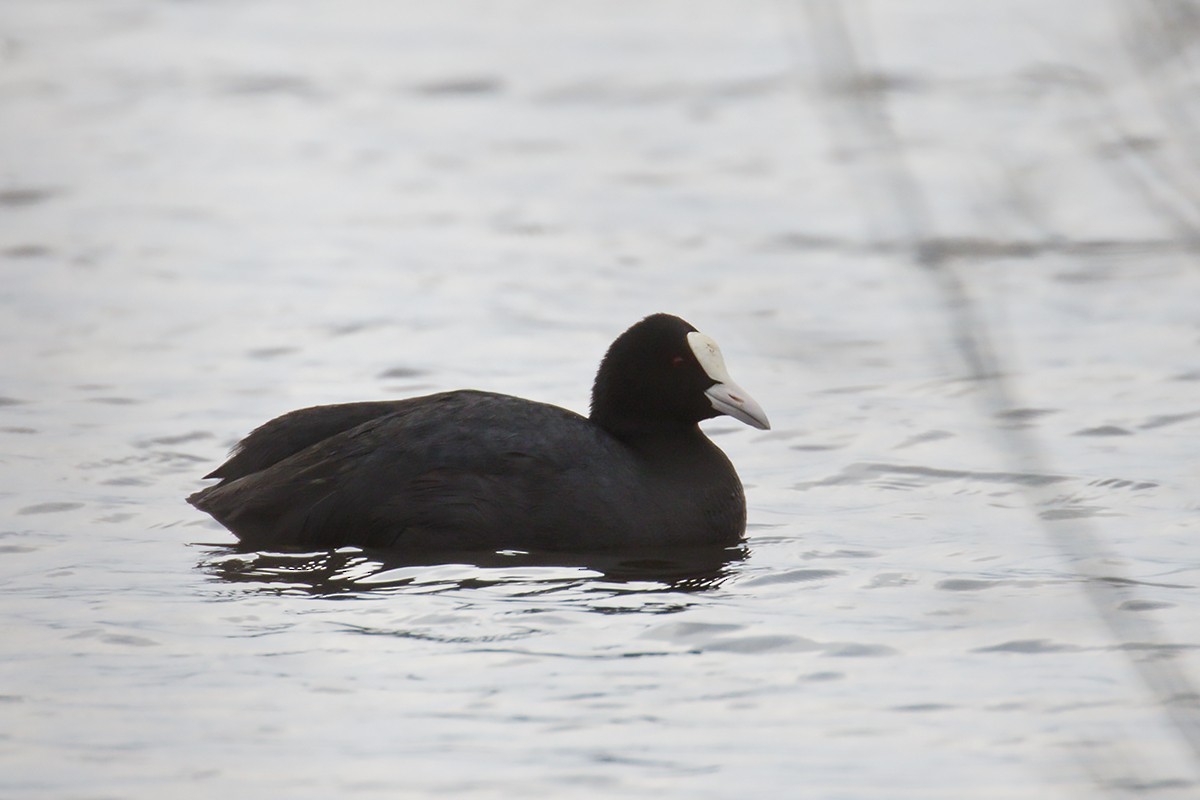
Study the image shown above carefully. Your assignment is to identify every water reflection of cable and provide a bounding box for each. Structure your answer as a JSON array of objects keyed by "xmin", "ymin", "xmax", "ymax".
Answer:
[{"xmin": 794, "ymin": 0, "xmax": 1200, "ymax": 787}]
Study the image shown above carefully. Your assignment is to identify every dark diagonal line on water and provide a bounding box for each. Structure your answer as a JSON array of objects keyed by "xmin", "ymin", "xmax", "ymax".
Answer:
[{"xmin": 793, "ymin": 0, "xmax": 1200, "ymax": 788}]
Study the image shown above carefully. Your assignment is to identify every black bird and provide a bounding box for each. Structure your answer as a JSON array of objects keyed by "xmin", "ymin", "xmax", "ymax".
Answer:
[{"xmin": 188, "ymin": 313, "xmax": 769, "ymax": 553}]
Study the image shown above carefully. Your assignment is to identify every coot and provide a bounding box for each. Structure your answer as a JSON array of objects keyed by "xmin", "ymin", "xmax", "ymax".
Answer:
[{"xmin": 188, "ymin": 314, "xmax": 769, "ymax": 552}]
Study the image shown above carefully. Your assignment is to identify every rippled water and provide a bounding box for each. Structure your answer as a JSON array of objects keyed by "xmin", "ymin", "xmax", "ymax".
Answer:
[{"xmin": 3, "ymin": 2, "xmax": 1199, "ymax": 798}]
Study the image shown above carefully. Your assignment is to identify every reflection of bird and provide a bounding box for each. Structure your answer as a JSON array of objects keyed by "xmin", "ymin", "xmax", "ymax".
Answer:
[{"xmin": 188, "ymin": 314, "xmax": 769, "ymax": 553}]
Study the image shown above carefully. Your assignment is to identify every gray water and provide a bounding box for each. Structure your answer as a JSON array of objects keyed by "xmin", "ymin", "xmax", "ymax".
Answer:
[{"xmin": 2, "ymin": 2, "xmax": 1198, "ymax": 798}]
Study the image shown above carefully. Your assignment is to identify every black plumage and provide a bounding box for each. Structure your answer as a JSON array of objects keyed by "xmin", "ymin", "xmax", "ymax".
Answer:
[{"xmin": 188, "ymin": 314, "xmax": 768, "ymax": 552}]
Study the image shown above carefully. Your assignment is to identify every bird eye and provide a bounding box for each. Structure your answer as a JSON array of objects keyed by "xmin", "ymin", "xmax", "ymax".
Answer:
[{"xmin": 671, "ymin": 355, "xmax": 685, "ymax": 368}]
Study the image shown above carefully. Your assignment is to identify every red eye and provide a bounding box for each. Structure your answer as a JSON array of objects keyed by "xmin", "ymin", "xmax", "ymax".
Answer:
[{"xmin": 671, "ymin": 355, "xmax": 685, "ymax": 368}]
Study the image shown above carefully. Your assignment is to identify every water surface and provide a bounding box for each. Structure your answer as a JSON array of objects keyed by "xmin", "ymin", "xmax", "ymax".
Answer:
[{"xmin": 2, "ymin": 2, "xmax": 1198, "ymax": 797}]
